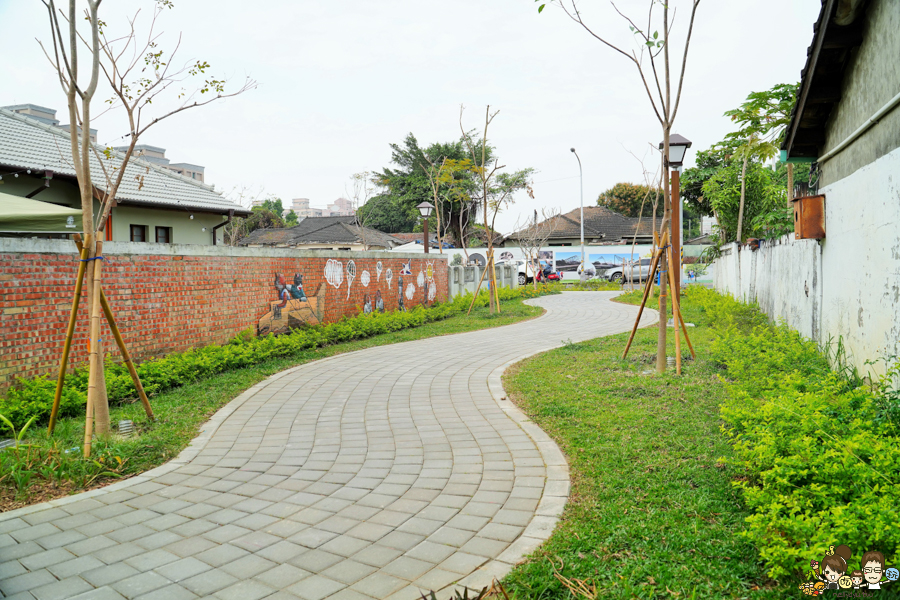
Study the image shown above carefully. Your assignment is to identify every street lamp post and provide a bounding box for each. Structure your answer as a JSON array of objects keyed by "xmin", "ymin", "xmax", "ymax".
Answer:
[
  {"xmin": 570, "ymin": 148, "xmax": 584, "ymax": 277},
  {"xmin": 417, "ymin": 202, "xmax": 435, "ymax": 254},
  {"xmin": 658, "ymin": 134, "xmax": 692, "ymax": 291}
]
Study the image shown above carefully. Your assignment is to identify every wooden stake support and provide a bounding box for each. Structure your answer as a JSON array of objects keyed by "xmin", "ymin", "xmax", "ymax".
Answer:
[
  {"xmin": 48, "ymin": 236, "xmax": 90, "ymax": 434},
  {"xmin": 622, "ymin": 231, "xmax": 668, "ymax": 359},
  {"xmin": 99, "ymin": 289, "xmax": 154, "ymax": 421},
  {"xmin": 666, "ymin": 243, "xmax": 696, "ymax": 361},
  {"xmin": 665, "ymin": 244, "xmax": 683, "ymax": 375}
]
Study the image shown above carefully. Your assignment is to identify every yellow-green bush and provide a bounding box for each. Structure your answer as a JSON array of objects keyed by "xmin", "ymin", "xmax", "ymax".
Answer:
[{"xmin": 693, "ymin": 287, "xmax": 900, "ymax": 579}]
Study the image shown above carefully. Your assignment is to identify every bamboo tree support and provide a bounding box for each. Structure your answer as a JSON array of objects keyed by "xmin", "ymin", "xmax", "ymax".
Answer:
[
  {"xmin": 490, "ymin": 251, "xmax": 501, "ymax": 314},
  {"xmin": 665, "ymin": 243, "xmax": 696, "ymax": 361},
  {"xmin": 99, "ymin": 290, "xmax": 154, "ymax": 421},
  {"xmin": 665, "ymin": 244, "xmax": 683, "ymax": 375},
  {"xmin": 622, "ymin": 231, "xmax": 668, "ymax": 359},
  {"xmin": 84, "ymin": 241, "xmax": 104, "ymax": 457},
  {"xmin": 67, "ymin": 236, "xmax": 154, "ymax": 422},
  {"xmin": 466, "ymin": 258, "xmax": 491, "ymax": 316},
  {"xmin": 48, "ymin": 236, "xmax": 91, "ymax": 434}
]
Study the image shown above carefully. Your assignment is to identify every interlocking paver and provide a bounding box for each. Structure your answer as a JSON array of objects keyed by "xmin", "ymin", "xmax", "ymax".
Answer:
[{"xmin": 0, "ymin": 293, "xmax": 651, "ymax": 599}]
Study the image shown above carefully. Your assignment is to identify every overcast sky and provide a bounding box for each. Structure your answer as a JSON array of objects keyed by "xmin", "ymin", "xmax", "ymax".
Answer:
[{"xmin": 0, "ymin": 0, "xmax": 820, "ymax": 233}]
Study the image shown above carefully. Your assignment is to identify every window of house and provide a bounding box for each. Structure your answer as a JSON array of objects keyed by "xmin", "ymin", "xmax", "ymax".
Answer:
[
  {"xmin": 130, "ymin": 224, "xmax": 147, "ymax": 243},
  {"xmin": 155, "ymin": 226, "xmax": 172, "ymax": 244}
]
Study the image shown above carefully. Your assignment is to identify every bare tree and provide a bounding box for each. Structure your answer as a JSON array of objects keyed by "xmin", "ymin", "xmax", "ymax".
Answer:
[
  {"xmin": 459, "ymin": 105, "xmax": 534, "ymax": 314},
  {"xmin": 537, "ymin": 0, "xmax": 702, "ymax": 373},
  {"xmin": 511, "ymin": 208, "xmax": 561, "ymax": 290},
  {"xmin": 39, "ymin": 0, "xmax": 254, "ymax": 447},
  {"xmin": 422, "ymin": 157, "xmax": 448, "ymax": 253},
  {"xmin": 348, "ymin": 171, "xmax": 377, "ymax": 250},
  {"xmin": 223, "ymin": 184, "xmax": 265, "ymax": 246}
]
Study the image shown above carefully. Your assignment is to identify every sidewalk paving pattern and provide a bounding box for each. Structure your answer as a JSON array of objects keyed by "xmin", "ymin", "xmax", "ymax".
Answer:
[{"xmin": 0, "ymin": 292, "xmax": 656, "ymax": 600}]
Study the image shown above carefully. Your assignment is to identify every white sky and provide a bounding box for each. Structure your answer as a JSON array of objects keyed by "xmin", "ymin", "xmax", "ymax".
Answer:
[{"xmin": 0, "ymin": 0, "xmax": 820, "ymax": 233}]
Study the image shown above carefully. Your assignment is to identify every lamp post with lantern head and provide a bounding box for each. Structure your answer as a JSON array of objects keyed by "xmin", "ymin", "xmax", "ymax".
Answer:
[
  {"xmin": 417, "ymin": 202, "xmax": 435, "ymax": 254},
  {"xmin": 658, "ymin": 134, "xmax": 692, "ymax": 291}
]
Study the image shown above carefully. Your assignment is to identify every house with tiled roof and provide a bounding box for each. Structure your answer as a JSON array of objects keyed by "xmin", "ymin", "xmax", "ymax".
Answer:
[
  {"xmin": 238, "ymin": 215, "xmax": 404, "ymax": 251},
  {"xmin": 505, "ymin": 206, "xmax": 654, "ymax": 246},
  {"xmin": 0, "ymin": 106, "xmax": 249, "ymax": 244}
]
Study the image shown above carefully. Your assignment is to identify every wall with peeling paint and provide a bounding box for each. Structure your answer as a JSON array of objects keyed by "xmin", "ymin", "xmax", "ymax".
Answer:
[{"xmin": 714, "ymin": 145, "xmax": 900, "ymax": 376}]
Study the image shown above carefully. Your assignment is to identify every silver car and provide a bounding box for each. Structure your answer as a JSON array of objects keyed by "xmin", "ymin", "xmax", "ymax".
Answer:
[{"xmin": 605, "ymin": 258, "xmax": 653, "ymax": 283}]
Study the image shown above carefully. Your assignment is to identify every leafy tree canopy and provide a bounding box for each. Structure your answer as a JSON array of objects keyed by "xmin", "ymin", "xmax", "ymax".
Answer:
[
  {"xmin": 253, "ymin": 197, "xmax": 285, "ymax": 216},
  {"xmin": 284, "ymin": 210, "xmax": 299, "ymax": 226},
  {"xmin": 596, "ymin": 182, "xmax": 662, "ymax": 218},
  {"xmin": 702, "ymin": 161, "xmax": 785, "ymax": 241},
  {"xmin": 361, "ymin": 133, "xmax": 494, "ymax": 239}
]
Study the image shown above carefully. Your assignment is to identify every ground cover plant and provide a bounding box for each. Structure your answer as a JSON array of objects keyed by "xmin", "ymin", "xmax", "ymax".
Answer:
[
  {"xmin": 0, "ymin": 287, "xmax": 553, "ymax": 510},
  {"xmin": 501, "ymin": 286, "xmax": 900, "ymax": 598},
  {"xmin": 501, "ymin": 286, "xmax": 770, "ymax": 599}
]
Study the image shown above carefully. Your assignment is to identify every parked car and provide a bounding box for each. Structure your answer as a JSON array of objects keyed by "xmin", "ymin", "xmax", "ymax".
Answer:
[{"xmin": 605, "ymin": 258, "xmax": 653, "ymax": 283}]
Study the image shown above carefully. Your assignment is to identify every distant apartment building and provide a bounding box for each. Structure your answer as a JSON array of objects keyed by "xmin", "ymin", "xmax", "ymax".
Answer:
[
  {"xmin": 326, "ymin": 197, "xmax": 354, "ymax": 216},
  {"xmin": 291, "ymin": 198, "xmax": 323, "ymax": 217},
  {"xmin": 2, "ymin": 103, "xmax": 97, "ymax": 142},
  {"xmin": 286, "ymin": 197, "xmax": 354, "ymax": 218},
  {"xmin": 111, "ymin": 144, "xmax": 205, "ymax": 182}
]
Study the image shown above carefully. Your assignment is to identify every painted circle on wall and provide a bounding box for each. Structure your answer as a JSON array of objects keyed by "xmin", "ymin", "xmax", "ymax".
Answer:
[
  {"xmin": 361, "ymin": 270, "xmax": 371, "ymax": 287},
  {"xmin": 468, "ymin": 253, "xmax": 486, "ymax": 267}
]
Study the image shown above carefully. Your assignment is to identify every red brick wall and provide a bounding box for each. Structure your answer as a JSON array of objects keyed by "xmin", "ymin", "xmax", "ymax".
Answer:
[{"xmin": 0, "ymin": 249, "xmax": 447, "ymax": 388}]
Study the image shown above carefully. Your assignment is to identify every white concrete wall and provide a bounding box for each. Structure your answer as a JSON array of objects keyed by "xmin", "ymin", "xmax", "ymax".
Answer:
[
  {"xmin": 448, "ymin": 265, "xmax": 518, "ymax": 299},
  {"xmin": 713, "ymin": 145, "xmax": 900, "ymax": 375}
]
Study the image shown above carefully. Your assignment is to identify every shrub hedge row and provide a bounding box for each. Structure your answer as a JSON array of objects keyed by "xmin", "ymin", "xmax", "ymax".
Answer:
[
  {"xmin": 690, "ymin": 286, "xmax": 900, "ymax": 579},
  {"xmin": 0, "ymin": 286, "xmax": 556, "ymax": 429}
]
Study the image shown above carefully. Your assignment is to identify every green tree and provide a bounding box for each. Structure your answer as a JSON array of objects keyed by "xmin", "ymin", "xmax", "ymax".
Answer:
[
  {"xmin": 702, "ymin": 161, "xmax": 784, "ymax": 242},
  {"xmin": 596, "ymin": 182, "xmax": 662, "ymax": 217},
  {"xmin": 372, "ymin": 133, "xmax": 493, "ymax": 243},
  {"xmin": 356, "ymin": 195, "xmax": 418, "ymax": 234},
  {"xmin": 721, "ymin": 83, "xmax": 798, "ymax": 241},
  {"xmin": 284, "ymin": 210, "xmax": 299, "ymax": 226},
  {"xmin": 256, "ymin": 197, "xmax": 285, "ymax": 217},
  {"xmin": 680, "ymin": 140, "xmax": 744, "ymax": 216}
]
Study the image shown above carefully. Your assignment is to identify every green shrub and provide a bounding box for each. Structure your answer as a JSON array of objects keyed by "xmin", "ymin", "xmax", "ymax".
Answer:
[
  {"xmin": 693, "ymin": 286, "xmax": 900, "ymax": 580},
  {"xmin": 0, "ymin": 286, "xmax": 555, "ymax": 429}
]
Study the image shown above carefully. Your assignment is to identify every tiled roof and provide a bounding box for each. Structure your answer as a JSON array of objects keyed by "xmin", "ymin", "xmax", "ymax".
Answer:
[
  {"xmin": 240, "ymin": 216, "xmax": 403, "ymax": 248},
  {"xmin": 508, "ymin": 206, "xmax": 652, "ymax": 243},
  {"xmin": 0, "ymin": 109, "xmax": 247, "ymax": 215}
]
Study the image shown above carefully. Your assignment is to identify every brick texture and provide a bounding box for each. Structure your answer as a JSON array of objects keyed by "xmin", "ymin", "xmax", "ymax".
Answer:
[{"xmin": 0, "ymin": 251, "xmax": 447, "ymax": 388}]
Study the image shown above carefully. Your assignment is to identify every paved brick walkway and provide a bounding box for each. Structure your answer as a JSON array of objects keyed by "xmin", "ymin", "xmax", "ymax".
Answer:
[{"xmin": 0, "ymin": 292, "xmax": 655, "ymax": 600}]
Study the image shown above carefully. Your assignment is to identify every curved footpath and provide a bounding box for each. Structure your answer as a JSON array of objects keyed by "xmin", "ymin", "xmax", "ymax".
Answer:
[{"xmin": 0, "ymin": 291, "xmax": 656, "ymax": 600}]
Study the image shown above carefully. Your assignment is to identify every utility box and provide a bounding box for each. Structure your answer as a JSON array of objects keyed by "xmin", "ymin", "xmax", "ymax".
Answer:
[{"xmin": 793, "ymin": 194, "xmax": 825, "ymax": 239}]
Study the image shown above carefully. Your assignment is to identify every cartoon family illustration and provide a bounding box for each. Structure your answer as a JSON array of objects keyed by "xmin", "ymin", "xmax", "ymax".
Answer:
[
  {"xmin": 258, "ymin": 272, "xmax": 326, "ymax": 336},
  {"xmin": 801, "ymin": 545, "xmax": 897, "ymax": 596}
]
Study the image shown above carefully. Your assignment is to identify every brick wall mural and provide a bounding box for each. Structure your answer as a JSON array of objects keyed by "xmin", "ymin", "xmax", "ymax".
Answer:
[{"xmin": 0, "ymin": 243, "xmax": 448, "ymax": 388}]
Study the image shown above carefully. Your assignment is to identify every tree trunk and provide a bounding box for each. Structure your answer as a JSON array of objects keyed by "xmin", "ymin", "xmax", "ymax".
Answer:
[
  {"xmin": 787, "ymin": 162, "xmax": 794, "ymax": 208},
  {"xmin": 657, "ymin": 134, "xmax": 670, "ymax": 374},
  {"xmin": 736, "ymin": 154, "xmax": 748, "ymax": 243},
  {"xmin": 85, "ymin": 241, "xmax": 111, "ymax": 438}
]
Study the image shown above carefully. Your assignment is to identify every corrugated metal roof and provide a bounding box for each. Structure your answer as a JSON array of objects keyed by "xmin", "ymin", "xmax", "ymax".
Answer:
[{"xmin": 0, "ymin": 109, "xmax": 247, "ymax": 215}]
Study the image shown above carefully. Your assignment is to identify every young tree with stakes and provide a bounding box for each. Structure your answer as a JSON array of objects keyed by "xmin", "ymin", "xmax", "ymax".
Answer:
[
  {"xmin": 39, "ymin": 0, "xmax": 254, "ymax": 454},
  {"xmin": 459, "ymin": 105, "xmax": 534, "ymax": 315},
  {"xmin": 535, "ymin": 0, "xmax": 702, "ymax": 374}
]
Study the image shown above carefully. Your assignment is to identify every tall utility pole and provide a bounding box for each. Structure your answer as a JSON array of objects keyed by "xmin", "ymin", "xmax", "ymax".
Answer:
[{"xmin": 570, "ymin": 148, "xmax": 584, "ymax": 272}]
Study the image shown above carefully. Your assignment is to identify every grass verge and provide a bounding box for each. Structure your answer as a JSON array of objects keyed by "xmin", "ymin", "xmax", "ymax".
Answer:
[
  {"xmin": 0, "ymin": 294, "xmax": 545, "ymax": 512},
  {"xmin": 500, "ymin": 286, "xmax": 788, "ymax": 599}
]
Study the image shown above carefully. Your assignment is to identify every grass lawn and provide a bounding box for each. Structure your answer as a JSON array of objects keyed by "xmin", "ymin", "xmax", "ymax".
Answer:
[
  {"xmin": 500, "ymin": 287, "xmax": 789, "ymax": 599},
  {"xmin": 1, "ymin": 296, "xmax": 543, "ymax": 511}
]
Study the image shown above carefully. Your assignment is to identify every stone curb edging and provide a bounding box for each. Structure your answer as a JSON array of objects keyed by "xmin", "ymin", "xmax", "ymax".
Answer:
[{"xmin": 434, "ymin": 292, "xmax": 659, "ymax": 596}]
